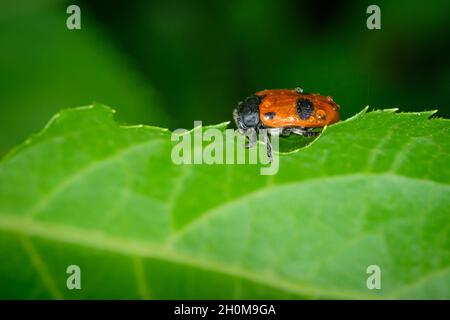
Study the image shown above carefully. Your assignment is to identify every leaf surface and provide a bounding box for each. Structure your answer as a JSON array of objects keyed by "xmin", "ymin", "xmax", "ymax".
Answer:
[{"xmin": 0, "ymin": 105, "xmax": 449, "ymax": 299}]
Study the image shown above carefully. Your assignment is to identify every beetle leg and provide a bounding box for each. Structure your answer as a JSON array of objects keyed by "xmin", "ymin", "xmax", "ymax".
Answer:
[
  {"xmin": 281, "ymin": 128, "xmax": 292, "ymax": 136},
  {"xmin": 244, "ymin": 128, "xmax": 257, "ymax": 148},
  {"xmin": 291, "ymin": 128, "xmax": 320, "ymax": 136},
  {"xmin": 262, "ymin": 129, "xmax": 273, "ymax": 162}
]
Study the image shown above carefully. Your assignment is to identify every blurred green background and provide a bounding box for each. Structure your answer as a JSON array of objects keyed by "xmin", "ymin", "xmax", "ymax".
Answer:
[{"xmin": 1, "ymin": 0, "xmax": 449, "ymax": 156}]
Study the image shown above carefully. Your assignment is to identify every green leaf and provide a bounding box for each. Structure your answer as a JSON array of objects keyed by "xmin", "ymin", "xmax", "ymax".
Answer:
[{"xmin": 0, "ymin": 104, "xmax": 449, "ymax": 299}]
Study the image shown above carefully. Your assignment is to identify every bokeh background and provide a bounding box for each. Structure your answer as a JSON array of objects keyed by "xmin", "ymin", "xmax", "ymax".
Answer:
[{"xmin": 1, "ymin": 0, "xmax": 449, "ymax": 156}]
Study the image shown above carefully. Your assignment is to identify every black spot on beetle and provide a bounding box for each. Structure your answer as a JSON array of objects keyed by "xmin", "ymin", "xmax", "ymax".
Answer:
[
  {"xmin": 264, "ymin": 112, "xmax": 276, "ymax": 120},
  {"xmin": 296, "ymin": 98, "xmax": 314, "ymax": 120}
]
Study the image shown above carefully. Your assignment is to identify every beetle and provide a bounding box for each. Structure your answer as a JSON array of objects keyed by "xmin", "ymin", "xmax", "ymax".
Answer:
[{"xmin": 233, "ymin": 87, "xmax": 340, "ymax": 161}]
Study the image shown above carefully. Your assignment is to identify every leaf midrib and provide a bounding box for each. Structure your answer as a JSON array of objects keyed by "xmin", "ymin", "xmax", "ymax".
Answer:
[
  {"xmin": 0, "ymin": 211, "xmax": 377, "ymax": 299},
  {"xmin": 0, "ymin": 172, "xmax": 447, "ymax": 299}
]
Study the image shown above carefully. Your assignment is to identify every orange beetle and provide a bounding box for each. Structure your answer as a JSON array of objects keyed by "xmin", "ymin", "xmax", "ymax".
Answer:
[{"xmin": 233, "ymin": 87, "xmax": 340, "ymax": 160}]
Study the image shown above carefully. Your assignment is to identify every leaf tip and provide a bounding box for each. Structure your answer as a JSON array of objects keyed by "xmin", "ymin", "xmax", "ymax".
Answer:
[{"xmin": 341, "ymin": 106, "xmax": 369, "ymax": 123}]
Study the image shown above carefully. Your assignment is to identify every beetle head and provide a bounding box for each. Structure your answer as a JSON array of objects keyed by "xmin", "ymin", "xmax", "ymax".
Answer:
[{"xmin": 233, "ymin": 94, "xmax": 262, "ymax": 133}]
